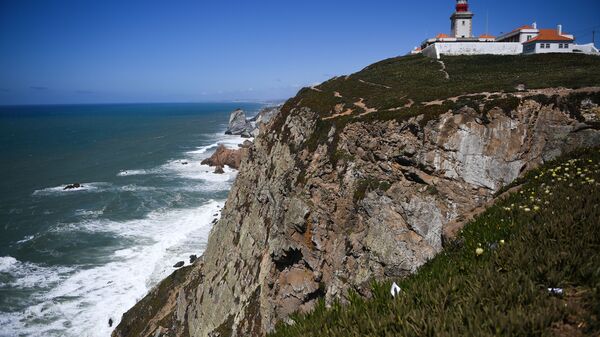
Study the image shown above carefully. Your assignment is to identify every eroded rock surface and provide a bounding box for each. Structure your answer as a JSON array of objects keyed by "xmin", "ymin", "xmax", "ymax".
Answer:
[
  {"xmin": 201, "ymin": 145, "xmax": 244, "ymax": 170},
  {"xmin": 114, "ymin": 89, "xmax": 600, "ymax": 337}
]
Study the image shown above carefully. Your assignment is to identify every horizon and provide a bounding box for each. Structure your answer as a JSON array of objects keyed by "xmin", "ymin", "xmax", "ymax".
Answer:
[{"xmin": 1, "ymin": 0, "xmax": 599, "ymax": 105}]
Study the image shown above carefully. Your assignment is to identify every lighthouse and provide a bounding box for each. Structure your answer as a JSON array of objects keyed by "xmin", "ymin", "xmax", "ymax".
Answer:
[{"xmin": 451, "ymin": 0, "xmax": 474, "ymax": 38}]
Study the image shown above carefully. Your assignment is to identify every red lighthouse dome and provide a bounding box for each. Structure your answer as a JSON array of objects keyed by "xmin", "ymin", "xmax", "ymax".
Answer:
[{"xmin": 456, "ymin": 0, "xmax": 469, "ymax": 12}]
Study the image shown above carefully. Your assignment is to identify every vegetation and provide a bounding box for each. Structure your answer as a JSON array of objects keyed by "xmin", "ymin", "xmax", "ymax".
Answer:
[
  {"xmin": 272, "ymin": 54, "xmax": 600, "ymax": 167},
  {"xmin": 284, "ymin": 54, "xmax": 600, "ymax": 120},
  {"xmin": 270, "ymin": 147, "xmax": 600, "ymax": 337}
]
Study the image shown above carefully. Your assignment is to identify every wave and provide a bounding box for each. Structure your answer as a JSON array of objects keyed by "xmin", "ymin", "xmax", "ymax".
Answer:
[{"xmin": 0, "ymin": 200, "xmax": 223, "ymax": 337}]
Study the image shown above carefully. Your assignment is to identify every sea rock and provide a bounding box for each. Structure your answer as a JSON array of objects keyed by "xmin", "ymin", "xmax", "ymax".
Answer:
[
  {"xmin": 64, "ymin": 183, "xmax": 82, "ymax": 190},
  {"xmin": 189, "ymin": 255, "xmax": 197, "ymax": 264},
  {"xmin": 213, "ymin": 165, "xmax": 225, "ymax": 174},
  {"xmin": 173, "ymin": 261, "xmax": 184, "ymax": 268},
  {"xmin": 201, "ymin": 145, "xmax": 244, "ymax": 170},
  {"xmin": 225, "ymin": 109, "xmax": 253, "ymax": 136},
  {"xmin": 226, "ymin": 106, "xmax": 282, "ymax": 137},
  {"xmin": 238, "ymin": 140, "xmax": 253, "ymax": 148}
]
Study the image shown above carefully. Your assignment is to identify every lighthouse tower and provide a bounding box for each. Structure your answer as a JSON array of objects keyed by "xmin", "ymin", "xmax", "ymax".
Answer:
[{"xmin": 451, "ymin": 0, "xmax": 474, "ymax": 38}]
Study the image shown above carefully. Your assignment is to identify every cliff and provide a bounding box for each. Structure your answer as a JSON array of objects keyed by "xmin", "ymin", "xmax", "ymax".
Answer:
[{"xmin": 113, "ymin": 54, "xmax": 600, "ymax": 337}]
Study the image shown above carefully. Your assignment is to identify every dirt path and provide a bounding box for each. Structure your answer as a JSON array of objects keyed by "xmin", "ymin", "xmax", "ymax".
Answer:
[
  {"xmin": 437, "ymin": 60, "xmax": 450, "ymax": 80},
  {"xmin": 358, "ymin": 79, "xmax": 392, "ymax": 89}
]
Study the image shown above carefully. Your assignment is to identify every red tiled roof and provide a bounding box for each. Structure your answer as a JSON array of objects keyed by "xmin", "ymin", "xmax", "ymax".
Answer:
[
  {"xmin": 525, "ymin": 29, "xmax": 574, "ymax": 43},
  {"xmin": 512, "ymin": 25, "xmax": 534, "ymax": 32},
  {"xmin": 436, "ymin": 33, "xmax": 450, "ymax": 39},
  {"xmin": 479, "ymin": 34, "xmax": 495, "ymax": 39}
]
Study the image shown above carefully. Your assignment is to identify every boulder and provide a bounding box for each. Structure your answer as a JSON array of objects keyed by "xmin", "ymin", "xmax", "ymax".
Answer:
[
  {"xmin": 238, "ymin": 140, "xmax": 253, "ymax": 148},
  {"xmin": 64, "ymin": 183, "xmax": 82, "ymax": 190},
  {"xmin": 213, "ymin": 165, "xmax": 225, "ymax": 174},
  {"xmin": 189, "ymin": 255, "xmax": 197, "ymax": 264},
  {"xmin": 201, "ymin": 145, "xmax": 243, "ymax": 170},
  {"xmin": 173, "ymin": 261, "xmax": 184, "ymax": 268},
  {"xmin": 225, "ymin": 109, "xmax": 253, "ymax": 135}
]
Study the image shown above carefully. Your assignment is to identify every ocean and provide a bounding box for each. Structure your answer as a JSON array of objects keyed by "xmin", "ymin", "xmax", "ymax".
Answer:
[{"xmin": 0, "ymin": 102, "xmax": 262, "ymax": 337}]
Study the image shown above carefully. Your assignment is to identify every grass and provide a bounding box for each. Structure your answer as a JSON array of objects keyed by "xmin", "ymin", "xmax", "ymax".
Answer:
[
  {"xmin": 271, "ymin": 54, "xmax": 600, "ymax": 168},
  {"xmin": 270, "ymin": 147, "xmax": 600, "ymax": 337},
  {"xmin": 279, "ymin": 54, "xmax": 600, "ymax": 122}
]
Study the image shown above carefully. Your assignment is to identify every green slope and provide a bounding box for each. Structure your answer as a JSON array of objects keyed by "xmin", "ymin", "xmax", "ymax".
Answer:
[{"xmin": 270, "ymin": 147, "xmax": 600, "ymax": 337}]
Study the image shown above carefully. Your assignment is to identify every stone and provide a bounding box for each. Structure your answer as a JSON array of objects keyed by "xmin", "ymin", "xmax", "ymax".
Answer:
[
  {"xmin": 225, "ymin": 109, "xmax": 253, "ymax": 136},
  {"xmin": 173, "ymin": 261, "xmax": 184, "ymax": 268},
  {"xmin": 189, "ymin": 255, "xmax": 197, "ymax": 264},
  {"xmin": 213, "ymin": 166, "xmax": 225, "ymax": 174},
  {"xmin": 202, "ymin": 145, "xmax": 244, "ymax": 170},
  {"xmin": 63, "ymin": 183, "xmax": 82, "ymax": 190}
]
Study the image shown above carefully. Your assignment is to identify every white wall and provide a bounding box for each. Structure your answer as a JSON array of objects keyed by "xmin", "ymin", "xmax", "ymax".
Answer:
[
  {"xmin": 524, "ymin": 42, "xmax": 574, "ymax": 54},
  {"xmin": 423, "ymin": 42, "xmax": 523, "ymax": 58},
  {"xmin": 573, "ymin": 43, "xmax": 600, "ymax": 55}
]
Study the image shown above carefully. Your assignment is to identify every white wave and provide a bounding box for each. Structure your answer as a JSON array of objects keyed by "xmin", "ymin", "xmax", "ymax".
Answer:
[
  {"xmin": 1, "ymin": 201, "xmax": 222, "ymax": 337},
  {"xmin": 15, "ymin": 235, "xmax": 35, "ymax": 244},
  {"xmin": 74, "ymin": 209, "xmax": 105, "ymax": 218},
  {"xmin": 186, "ymin": 141, "xmax": 220, "ymax": 154},
  {"xmin": 32, "ymin": 182, "xmax": 112, "ymax": 196},
  {"xmin": 116, "ymin": 169, "xmax": 150, "ymax": 177},
  {"xmin": 186, "ymin": 134, "xmax": 252, "ymax": 155},
  {"xmin": 0, "ymin": 256, "xmax": 73, "ymax": 289}
]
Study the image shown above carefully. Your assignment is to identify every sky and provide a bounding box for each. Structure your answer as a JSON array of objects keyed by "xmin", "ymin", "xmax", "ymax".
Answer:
[{"xmin": 0, "ymin": 0, "xmax": 599, "ymax": 105}]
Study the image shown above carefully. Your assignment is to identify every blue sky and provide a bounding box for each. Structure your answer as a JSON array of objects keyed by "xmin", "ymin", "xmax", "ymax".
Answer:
[{"xmin": 1, "ymin": 0, "xmax": 599, "ymax": 105}]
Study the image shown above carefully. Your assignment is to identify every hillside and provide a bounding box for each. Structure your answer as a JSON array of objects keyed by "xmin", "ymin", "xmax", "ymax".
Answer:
[
  {"xmin": 270, "ymin": 147, "xmax": 600, "ymax": 337},
  {"xmin": 114, "ymin": 54, "xmax": 600, "ymax": 337}
]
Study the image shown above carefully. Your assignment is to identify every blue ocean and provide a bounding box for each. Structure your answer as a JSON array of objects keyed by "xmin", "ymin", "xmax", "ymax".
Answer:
[{"xmin": 0, "ymin": 102, "xmax": 262, "ymax": 337}]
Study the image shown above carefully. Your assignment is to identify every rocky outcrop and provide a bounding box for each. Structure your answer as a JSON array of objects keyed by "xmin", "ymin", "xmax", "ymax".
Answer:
[
  {"xmin": 114, "ymin": 87, "xmax": 600, "ymax": 337},
  {"xmin": 225, "ymin": 109, "xmax": 253, "ymax": 136},
  {"xmin": 226, "ymin": 106, "xmax": 282, "ymax": 137},
  {"xmin": 201, "ymin": 145, "xmax": 244, "ymax": 170}
]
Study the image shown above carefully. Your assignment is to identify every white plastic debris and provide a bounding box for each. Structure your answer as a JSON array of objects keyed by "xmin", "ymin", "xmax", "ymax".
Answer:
[
  {"xmin": 548, "ymin": 288, "xmax": 564, "ymax": 296},
  {"xmin": 390, "ymin": 282, "xmax": 402, "ymax": 298}
]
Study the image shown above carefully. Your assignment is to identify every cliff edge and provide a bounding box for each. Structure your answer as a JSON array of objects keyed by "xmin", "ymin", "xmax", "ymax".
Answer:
[{"xmin": 113, "ymin": 54, "xmax": 600, "ymax": 337}]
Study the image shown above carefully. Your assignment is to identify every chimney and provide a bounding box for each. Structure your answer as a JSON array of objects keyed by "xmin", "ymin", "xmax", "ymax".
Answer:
[
  {"xmin": 532, "ymin": 22, "xmax": 537, "ymax": 29},
  {"xmin": 557, "ymin": 24, "xmax": 563, "ymax": 35}
]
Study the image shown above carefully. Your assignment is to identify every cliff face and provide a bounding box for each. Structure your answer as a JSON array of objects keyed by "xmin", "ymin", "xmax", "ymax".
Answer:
[{"xmin": 113, "ymin": 55, "xmax": 600, "ymax": 337}]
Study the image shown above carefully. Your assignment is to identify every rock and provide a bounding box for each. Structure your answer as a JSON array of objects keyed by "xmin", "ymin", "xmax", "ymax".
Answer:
[
  {"xmin": 201, "ymin": 145, "xmax": 243, "ymax": 170},
  {"xmin": 173, "ymin": 261, "xmax": 184, "ymax": 268},
  {"xmin": 238, "ymin": 140, "xmax": 253, "ymax": 148},
  {"xmin": 225, "ymin": 109, "xmax": 253, "ymax": 135},
  {"xmin": 213, "ymin": 165, "xmax": 225, "ymax": 174},
  {"xmin": 181, "ymin": 161, "xmax": 188, "ymax": 165},
  {"xmin": 240, "ymin": 130, "xmax": 252, "ymax": 138},
  {"xmin": 515, "ymin": 84, "xmax": 526, "ymax": 91},
  {"xmin": 108, "ymin": 318, "xmax": 113, "ymax": 327},
  {"xmin": 63, "ymin": 183, "xmax": 82, "ymax": 190},
  {"xmin": 189, "ymin": 255, "xmax": 197, "ymax": 264},
  {"xmin": 113, "ymin": 85, "xmax": 600, "ymax": 337},
  {"xmin": 250, "ymin": 105, "xmax": 281, "ymax": 126}
]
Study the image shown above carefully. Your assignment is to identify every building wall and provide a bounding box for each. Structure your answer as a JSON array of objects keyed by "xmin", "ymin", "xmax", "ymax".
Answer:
[
  {"xmin": 423, "ymin": 42, "xmax": 523, "ymax": 58},
  {"xmin": 523, "ymin": 42, "xmax": 574, "ymax": 54},
  {"xmin": 454, "ymin": 18, "xmax": 472, "ymax": 38}
]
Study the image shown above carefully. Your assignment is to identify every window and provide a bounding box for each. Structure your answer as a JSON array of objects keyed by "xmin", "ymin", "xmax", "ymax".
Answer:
[
  {"xmin": 547, "ymin": 43, "xmax": 551, "ymax": 48},
  {"xmin": 527, "ymin": 35, "xmax": 532, "ymax": 40},
  {"xmin": 540, "ymin": 44, "xmax": 545, "ymax": 49},
  {"xmin": 462, "ymin": 21, "xmax": 465, "ymax": 26}
]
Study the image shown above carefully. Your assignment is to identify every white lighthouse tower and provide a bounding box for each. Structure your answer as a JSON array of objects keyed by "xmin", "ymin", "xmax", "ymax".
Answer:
[{"xmin": 451, "ymin": 0, "xmax": 474, "ymax": 38}]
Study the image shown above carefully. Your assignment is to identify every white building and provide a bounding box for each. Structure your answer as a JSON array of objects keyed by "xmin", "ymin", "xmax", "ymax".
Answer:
[{"xmin": 417, "ymin": 0, "xmax": 598, "ymax": 58}]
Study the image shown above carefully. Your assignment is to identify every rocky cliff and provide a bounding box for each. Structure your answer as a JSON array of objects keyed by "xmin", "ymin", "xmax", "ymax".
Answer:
[{"xmin": 113, "ymin": 54, "xmax": 600, "ymax": 337}]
